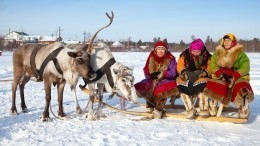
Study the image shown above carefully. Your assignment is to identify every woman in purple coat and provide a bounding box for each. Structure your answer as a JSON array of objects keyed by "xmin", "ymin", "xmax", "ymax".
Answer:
[{"xmin": 134, "ymin": 41, "xmax": 179, "ymax": 118}]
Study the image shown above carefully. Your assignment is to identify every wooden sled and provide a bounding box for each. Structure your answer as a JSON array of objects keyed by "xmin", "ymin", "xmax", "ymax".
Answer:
[
  {"xmin": 80, "ymin": 87, "xmax": 248, "ymax": 124},
  {"xmin": 164, "ymin": 104, "xmax": 247, "ymax": 124}
]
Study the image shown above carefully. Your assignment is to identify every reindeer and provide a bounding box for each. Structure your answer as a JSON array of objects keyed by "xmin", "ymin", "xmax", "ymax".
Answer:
[
  {"xmin": 67, "ymin": 11, "xmax": 139, "ymax": 120},
  {"xmin": 79, "ymin": 41, "xmax": 139, "ymax": 120},
  {"xmin": 11, "ymin": 42, "xmax": 90, "ymax": 121}
]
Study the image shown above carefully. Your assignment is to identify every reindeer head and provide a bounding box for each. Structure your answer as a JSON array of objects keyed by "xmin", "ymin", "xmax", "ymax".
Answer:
[
  {"xmin": 67, "ymin": 49, "xmax": 90, "ymax": 79},
  {"xmin": 113, "ymin": 66, "xmax": 138, "ymax": 103}
]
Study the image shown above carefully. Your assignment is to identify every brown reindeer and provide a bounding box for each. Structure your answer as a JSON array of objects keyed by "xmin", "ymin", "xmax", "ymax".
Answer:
[{"xmin": 11, "ymin": 42, "xmax": 90, "ymax": 121}]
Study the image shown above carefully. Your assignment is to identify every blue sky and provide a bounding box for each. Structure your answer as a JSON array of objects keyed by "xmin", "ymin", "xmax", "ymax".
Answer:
[{"xmin": 0, "ymin": 0, "xmax": 259, "ymax": 43}]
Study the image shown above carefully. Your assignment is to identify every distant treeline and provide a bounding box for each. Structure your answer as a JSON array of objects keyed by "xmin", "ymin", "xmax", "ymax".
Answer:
[
  {"xmin": 1, "ymin": 36, "xmax": 260, "ymax": 52},
  {"xmin": 102, "ymin": 36, "xmax": 260, "ymax": 52}
]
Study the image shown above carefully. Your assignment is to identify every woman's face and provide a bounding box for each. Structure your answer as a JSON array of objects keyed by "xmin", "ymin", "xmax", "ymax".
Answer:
[
  {"xmin": 190, "ymin": 50, "xmax": 202, "ymax": 57},
  {"xmin": 155, "ymin": 47, "xmax": 166, "ymax": 57},
  {"xmin": 223, "ymin": 38, "xmax": 232, "ymax": 49}
]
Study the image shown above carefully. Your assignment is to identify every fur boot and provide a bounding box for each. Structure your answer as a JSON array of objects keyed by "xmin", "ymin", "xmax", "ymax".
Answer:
[
  {"xmin": 152, "ymin": 109, "xmax": 163, "ymax": 119},
  {"xmin": 209, "ymin": 99, "xmax": 218, "ymax": 116},
  {"xmin": 146, "ymin": 107, "xmax": 154, "ymax": 113},
  {"xmin": 197, "ymin": 93, "xmax": 210, "ymax": 117},
  {"xmin": 234, "ymin": 88, "xmax": 251, "ymax": 118},
  {"xmin": 180, "ymin": 93, "xmax": 196, "ymax": 119}
]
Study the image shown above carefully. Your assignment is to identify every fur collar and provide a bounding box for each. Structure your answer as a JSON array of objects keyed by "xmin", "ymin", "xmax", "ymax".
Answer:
[
  {"xmin": 148, "ymin": 55, "xmax": 171, "ymax": 73},
  {"xmin": 215, "ymin": 43, "xmax": 243, "ymax": 68}
]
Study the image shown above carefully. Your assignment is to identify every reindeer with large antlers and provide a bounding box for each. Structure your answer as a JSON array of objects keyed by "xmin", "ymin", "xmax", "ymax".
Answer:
[{"xmin": 68, "ymin": 11, "xmax": 139, "ymax": 120}]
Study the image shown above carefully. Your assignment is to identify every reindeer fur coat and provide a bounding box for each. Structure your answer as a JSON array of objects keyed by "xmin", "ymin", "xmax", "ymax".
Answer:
[{"xmin": 135, "ymin": 51, "xmax": 178, "ymax": 98}]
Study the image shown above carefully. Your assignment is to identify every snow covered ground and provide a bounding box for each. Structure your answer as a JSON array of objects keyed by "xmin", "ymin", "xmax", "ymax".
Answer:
[{"xmin": 0, "ymin": 51, "xmax": 260, "ymax": 146}]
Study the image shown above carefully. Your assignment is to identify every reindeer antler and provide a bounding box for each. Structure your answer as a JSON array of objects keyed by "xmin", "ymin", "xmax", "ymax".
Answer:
[{"xmin": 87, "ymin": 11, "xmax": 114, "ymax": 53}]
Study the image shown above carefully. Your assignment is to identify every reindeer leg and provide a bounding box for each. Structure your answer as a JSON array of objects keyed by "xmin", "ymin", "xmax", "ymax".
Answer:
[
  {"xmin": 57, "ymin": 81, "xmax": 66, "ymax": 119},
  {"xmin": 41, "ymin": 81, "xmax": 52, "ymax": 121},
  {"xmin": 11, "ymin": 66, "xmax": 25, "ymax": 115},
  {"xmin": 11, "ymin": 78, "xmax": 21, "ymax": 114},
  {"xmin": 87, "ymin": 84, "xmax": 96, "ymax": 121},
  {"xmin": 120, "ymin": 96, "xmax": 126, "ymax": 110},
  {"xmin": 19, "ymin": 76, "xmax": 30, "ymax": 113},
  {"xmin": 71, "ymin": 85, "xmax": 83, "ymax": 114},
  {"xmin": 96, "ymin": 83, "xmax": 106, "ymax": 118}
]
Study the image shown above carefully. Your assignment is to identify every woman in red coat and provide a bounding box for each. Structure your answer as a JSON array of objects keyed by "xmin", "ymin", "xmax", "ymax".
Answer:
[{"xmin": 134, "ymin": 41, "xmax": 179, "ymax": 119}]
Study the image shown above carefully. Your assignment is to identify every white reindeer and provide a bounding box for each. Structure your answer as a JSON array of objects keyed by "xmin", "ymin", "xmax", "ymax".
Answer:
[
  {"xmin": 81, "ymin": 42, "xmax": 139, "ymax": 120},
  {"xmin": 67, "ymin": 11, "xmax": 139, "ymax": 120}
]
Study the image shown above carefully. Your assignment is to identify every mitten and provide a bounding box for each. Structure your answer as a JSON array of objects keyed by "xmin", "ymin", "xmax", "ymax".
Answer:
[
  {"xmin": 150, "ymin": 72, "xmax": 161, "ymax": 80},
  {"xmin": 182, "ymin": 71, "xmax": 199, "ymax": 83},
  {"xmin": 228, "ymin": 71, "xmax": 241, "ymax": 88},
  {"xmin": 187, "ymin": 72, "xmax": 199, "ymax": 83},
  {"xmin": 233, "ymin": 71, "xmax": 241, "ymax": 81},
  {"xmin": 156, "ymin": 71, "xmax": 164, "ymax": 81},
  {"xmin": 194, "ymin": 70, "xmax": 207, "ymax": 78},
  {"xmin": 214, "ymin": 69, "xmax": 223, "ymax": 80}
]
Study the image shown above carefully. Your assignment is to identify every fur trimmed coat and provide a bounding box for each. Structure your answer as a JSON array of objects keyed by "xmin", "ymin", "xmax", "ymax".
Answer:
[
  {"xmin": 176, "ymin": 48, "xmax": 212, "ymax": 96},
  {"xmin": 204, "ymin": 43, "xmax": 254, "ymax": 107},
  {"xmin": 134, "ymin": 51, "xmax": 178, "ymax": 98},
  {"xmin": 210, "ymin": 43, "xmax": 250, "ymax": 81}
]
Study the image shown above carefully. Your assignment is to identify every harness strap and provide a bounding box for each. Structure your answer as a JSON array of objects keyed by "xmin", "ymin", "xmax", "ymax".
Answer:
[
  {"xmin": 30, "ymin": 45, "xmax": 45, "ymax": 81},
  {"xmin": 53, "ymin": 58, "xmax": 63, "ymax": 75},
  {"xmin": 87, "ymin": 57, "xmax": 116, "ymax": 88},
  {"xmin": 39, "ymin": 47, "xmax": 64, "ymax": 78}
]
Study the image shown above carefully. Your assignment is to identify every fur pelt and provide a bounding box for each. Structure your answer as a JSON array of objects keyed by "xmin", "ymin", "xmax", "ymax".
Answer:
[
  {"xmin": 203, "ymin": 88, "xmax": 230, "ymax": 107},
  {"xmin": 148, "ymin": 56, "xmax": 171, "ymax": 73},
  {"xmin": 215, "ymin": 43, "xmax": 243, "ymax": 68},
  {"xmin": 155, "ymin": 87, "xmax": 179, "ymax": 99}
]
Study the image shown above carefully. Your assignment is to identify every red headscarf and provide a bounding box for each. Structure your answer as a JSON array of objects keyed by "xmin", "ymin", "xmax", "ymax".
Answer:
[{"xmin": 143, "ymin": 41, "xmax": 174, "ymax": 76}]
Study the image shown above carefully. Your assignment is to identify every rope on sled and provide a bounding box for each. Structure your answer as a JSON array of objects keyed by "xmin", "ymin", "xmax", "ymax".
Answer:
[
  {"xmin": 0, "ymin": 79, "xmax": 13, "ymax": 82},
  {"xmin": 101, "ymin": 101, "xmax": 153, "ymax": 117}
]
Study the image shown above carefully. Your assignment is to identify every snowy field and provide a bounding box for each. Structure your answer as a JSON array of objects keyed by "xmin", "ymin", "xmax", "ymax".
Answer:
[{"xmin": 0, "ymin": 51, "xmax": 260, "ymax": 146}]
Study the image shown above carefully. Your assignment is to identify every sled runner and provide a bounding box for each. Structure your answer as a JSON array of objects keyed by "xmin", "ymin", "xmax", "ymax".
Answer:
[
  {"xmin": 0, "ymin": 79, "xmax": 13, "ymax": 82},
  {"xmin": 80, "ymin": 87, "xmax": 248, "ymax": 124}
]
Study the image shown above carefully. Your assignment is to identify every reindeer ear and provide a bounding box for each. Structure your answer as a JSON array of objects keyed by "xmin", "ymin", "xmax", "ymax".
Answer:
[
  {"xmin": 113, "ymin": 68, "xmax": 119, "ymax": 74},
  {"xmin": 67, "ymin": 52, "xmax": 77, "ymax": 58}
]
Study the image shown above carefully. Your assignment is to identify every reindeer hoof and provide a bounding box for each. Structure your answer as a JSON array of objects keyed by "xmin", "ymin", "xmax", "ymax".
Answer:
[
  {"xmin": 41, "ymin": 115, "xmax": 51, "ymax": 122},
  {"xmin": 87, "ymin": 115, "xmax": 96, "ymax": 121},
  {"xmin": 10, "ymin": 111, "xmax": 18, "ymax": 115},
  {"xmin": 97, "ymin": 113, "xmax": 107, "ymax": 119},
  {"xmin": 59, "ymin": 116, "xmax": 69, "ymax": 120},
  {"xmin": 22, "ymin": 107, "xmax": 28, "ymax": 113},
  {"xmin": 76, "ymin": 107, "xmax": 83, "ymax": 114}
]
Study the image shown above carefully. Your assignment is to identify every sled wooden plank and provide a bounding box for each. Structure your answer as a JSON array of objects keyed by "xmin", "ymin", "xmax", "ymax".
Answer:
[
  {"xmin": 164, "ymin": 113, "xmax": 247, "ymax": 124},
  {"xmin": 164, "ymin": 104, "xmax": 239, "ymax": 112},
  {"xmin": 164, "ymin": 104, "xmax": 185, "ymax": 109}
]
